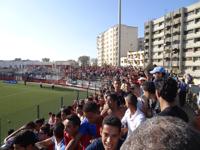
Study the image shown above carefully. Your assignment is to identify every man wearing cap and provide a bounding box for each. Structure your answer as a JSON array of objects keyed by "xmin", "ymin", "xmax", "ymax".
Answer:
[
  {"xmin": 138, "ymin": 77, "xmax": 147, "ymax": 86},
  {"xmin": 150, "ymin": 66, "xmax": 166, "ymax": 81}
]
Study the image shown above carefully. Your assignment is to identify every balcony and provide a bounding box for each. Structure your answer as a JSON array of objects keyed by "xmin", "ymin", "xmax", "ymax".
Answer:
[
  {"xmin": 172, "ymin": 43, "xmax": 179, "ymax": 49},
  {"xmin": 171, "ymin": 61, "xmax": 179, "ymax": 66},
  {"xmin": 185, "ymin": 32, "xmax": 200, "ymax": 40},
  {"xmin": 173, "ymin": 9, "xmax": 181, "ymax": 16},
  {"xmin": 194, "ymin": 41, "xmax": 200, "ymax": 48},
  {"xmin": 165, "ymin": 30, "xmax": 171, "ymax": 35},
  {"xmin": 165, "ymin": 13, "xmax": 172, "ymax": 21},
  {"xmin": 173, "ymin": 35, "xmax": 179, "ymax": 41},
  {"xmin": 185, "ymin": 33, "xmax": 195, "ymax": 39},
  {"xmin": 153, "ymin": 40, "xmax": 164, "ymax": 45},
  {"xmin": 173, "ymin": 28, "xmax": 180, "ymax": 34},
  {"xmin": 153, "ymin": 47, "xmax": 164, "ymax": 52},
  {"xmin": 186, "ymin": 14, "xmax": 197, "ymax": 21},
  {"xmin": 186, "ymin": 23, "xmax": 196, "ymax": 30},
  {"xmin": 165, "ymin": 22, "xmax": 171, "ymax": 27},
  {"xmin": 192, "ymin": 51, "xmax": 200, "ymax": 56},
  {"xmin": 184, "ymin": 60, "xmax": 194, "ymax": 66},
  {"xmin": 165, "ymin": 49, "xmax": 171, "ymax": 54},
  {"xmin": 185, "ymin": 42, "xmax": 195, "ymax": 49},
  {"xmin": 145, "ymin": 28, "xmax": 150, "ymax": 33},
  {"xmin": 173, "ymin": 18, "xmax": 181, "ymax": 25},
  {"xmin": 165, "ymin": 37, "xmax": 171, "ymax": 42}
]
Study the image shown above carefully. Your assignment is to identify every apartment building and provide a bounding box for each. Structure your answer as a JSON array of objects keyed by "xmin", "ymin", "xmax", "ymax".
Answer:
[
  {"xmin": 138, "ymin": 37, "xmax": 144, "ymax": 51},
  {"xmin": 97, "ymin": 24, "xmax": 138, "ymax": 66},
  {"xmin": 121, "ymin": 51, "xmax": 144, "ymax": 68},
  {"xmin": 144, "ymin": 2, "xmax": 200, "ymax": 78}
]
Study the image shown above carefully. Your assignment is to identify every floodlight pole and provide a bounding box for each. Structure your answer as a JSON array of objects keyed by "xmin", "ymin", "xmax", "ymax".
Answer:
[{"xmin": 118, "ymin": 0, "xmax": 122, "ymax": 67}]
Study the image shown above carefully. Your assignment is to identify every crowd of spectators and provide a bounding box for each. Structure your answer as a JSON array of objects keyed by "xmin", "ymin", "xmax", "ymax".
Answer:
[{"xmin": 1, "ymin": 65, "xmax": 200, "ymax": 150}]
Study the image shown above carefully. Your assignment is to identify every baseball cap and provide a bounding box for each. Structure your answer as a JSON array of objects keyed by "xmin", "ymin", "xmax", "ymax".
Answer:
[
  {"xmin": 150, "ymin": 66, "xmax": 165, "ymax": 74},
  {"xmin": 138, "ymin": 77, "xmax": 147, "ymax": 81}
]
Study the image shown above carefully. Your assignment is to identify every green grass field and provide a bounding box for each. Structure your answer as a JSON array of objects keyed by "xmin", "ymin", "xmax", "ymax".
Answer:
[{"xmin": 0, "ymin": 81, "xmax": 88, "ymax": 144}]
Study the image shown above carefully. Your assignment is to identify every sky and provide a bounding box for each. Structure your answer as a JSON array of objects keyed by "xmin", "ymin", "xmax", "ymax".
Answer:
[{"xmin": 0, "ymin": 0, "xmax": 198, "ymax": 61}]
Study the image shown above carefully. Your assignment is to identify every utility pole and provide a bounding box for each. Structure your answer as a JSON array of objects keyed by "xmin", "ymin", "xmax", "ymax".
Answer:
[{"xmin": 118, "ymin": 0, "xmax": 122, "ymax": 66}]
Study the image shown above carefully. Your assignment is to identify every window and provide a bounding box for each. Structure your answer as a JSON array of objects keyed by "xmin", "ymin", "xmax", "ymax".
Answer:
[
  {"xmin": 195, "ymin": 38, "xmax": 200, "ymax": 42},
  {"xmin": 195, "ymin": 28, "xmax": 200, "ymax": 33},
  {"xmin": 159, "ymin": 22, "xmax": 163, "ymax": 26},
  {"xmin": 159, "ymin": 29, "xmax": 164, "ymax": 33},
  {"xmin": 196, "ymin": 8, "xmax": 200, "ymax": 14},
  {"xmin": 195, "ymin": 18, "xmax": 200, "ymax": 23},
  {"xmin": 194, "ymin": 47, "xmax": 200, "ymax": 52}
]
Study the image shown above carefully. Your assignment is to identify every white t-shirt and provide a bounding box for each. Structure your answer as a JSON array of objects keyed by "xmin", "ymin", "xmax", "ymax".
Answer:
[{"xmin": 121, "ymin": 108, "xmax": 146, "ymax": 137}]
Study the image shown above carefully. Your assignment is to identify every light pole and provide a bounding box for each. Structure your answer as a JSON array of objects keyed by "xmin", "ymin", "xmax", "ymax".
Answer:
[{"xmin": 118, "ymin": 0, "xmax": 122, "ymax": 67}]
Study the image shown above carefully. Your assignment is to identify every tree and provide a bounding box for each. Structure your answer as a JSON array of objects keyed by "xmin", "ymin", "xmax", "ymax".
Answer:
[
  {"xmin": 14, "ymin": 58, "xmax": 21, "ymax": 61},
  {"xmin": 90, "ymin": 58, "xmax": 98, "ymax": 66},
  {"xmin": 42, "ymin": 58, "xmax": 50, "ymax": 62},
  {"xmin": 78, "ymin": 56, "xmax": 90, "ymax": 66},
  {"xmin": 66, "ymin": 60, "xmax": 78, "ymax": 67}
]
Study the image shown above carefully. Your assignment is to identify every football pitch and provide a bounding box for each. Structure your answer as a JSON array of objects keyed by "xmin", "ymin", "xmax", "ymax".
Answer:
[{"xmin": 0, "ymin": 81, "xmax": 88, "ymax": 143}]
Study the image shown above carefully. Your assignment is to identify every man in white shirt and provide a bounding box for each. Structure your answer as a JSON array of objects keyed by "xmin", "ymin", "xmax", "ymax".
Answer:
[{"xmin": 121, "ymin": 93, "xmax": 146, "ymax": 137}]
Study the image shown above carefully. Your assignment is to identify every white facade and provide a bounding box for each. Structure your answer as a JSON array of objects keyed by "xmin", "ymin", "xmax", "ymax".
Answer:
[
  {"xmin": 121, "ymin": 57, "xmax": 128, "ymax": 66},
  {"xmin": 97, "ymin": 24, "xmax": 138, "ymax": 66},
  {"xmin": 144, "ymin": 1, "xmax": 200, "ymax": 78},
  {"xmin": 121, "ymin": 51, "xmax": 144, "ymax": 68}
]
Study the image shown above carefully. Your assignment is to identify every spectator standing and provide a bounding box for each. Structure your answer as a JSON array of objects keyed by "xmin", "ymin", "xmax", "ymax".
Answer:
[
  {"xmin": 121, "ymin": 94, "xmax": 146, "ymax": 137},
  {"xmin": 86, "ymin": 115, "xmax": 124, "ymax": 150},
  {"xmin": 155, "ymin": 77, "xmax": 189, "ymax": 122}
]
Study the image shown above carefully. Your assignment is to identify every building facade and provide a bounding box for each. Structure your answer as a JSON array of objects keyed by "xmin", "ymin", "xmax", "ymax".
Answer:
[
  {"xmin": 121, "ymin": 51, "xmax": 144, "ymax": 68},
  {"xmin": 144, "ymin": 2, "xmax": 200, "ymax": 77},
  {"xmin": 97, "ymin": 24, "xmax": 138, "ymax": 66},
  {"xmin": 138, "ymin": 37, "xmax": 144, "ymax": 51}
]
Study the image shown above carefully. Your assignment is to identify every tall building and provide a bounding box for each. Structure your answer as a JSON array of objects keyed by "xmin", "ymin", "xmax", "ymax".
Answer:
[
  {"xmin": 97, "ymin": 24, "xmax": 138, "ymax": 66},
  {"xmin": 138, "ymin": 37, "xmax": 144, "ymax": 51},
  {"xmin": 144, "ymin": 2, "xmax": 200, "ymax": 78}
]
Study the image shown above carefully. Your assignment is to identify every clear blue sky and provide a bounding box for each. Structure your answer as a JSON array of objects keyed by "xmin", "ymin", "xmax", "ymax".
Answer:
[{"xmin": 0, "ymin": 0, "xmax": 198, "ymax": 61}]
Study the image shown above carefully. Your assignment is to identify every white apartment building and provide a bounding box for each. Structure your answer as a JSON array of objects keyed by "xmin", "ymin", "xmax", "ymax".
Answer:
[
  {"xmin": 97, "ymin": 24, "xmax": 138, "ymax": 66},
  {"xmin": 144, "ymin": 1, "xmax": 200, "ymax": 78},
  {"xmin": 121, "ymin": 51, "xmax": 144, "ymax": 68}
]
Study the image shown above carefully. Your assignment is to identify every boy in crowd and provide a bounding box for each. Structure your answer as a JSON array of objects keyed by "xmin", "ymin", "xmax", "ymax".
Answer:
[
  {"xmin": 63, "ymin": 114, "xmax": 83, "ymax": 150},
  {"xmin": 35, "ymin": 122, "xmax": 65, "ymax": 150},
  {"xmin": 141, "ymin": 81, "xmax": 160, "ymax": 117},
  {"xmin": 121, "ymin": 94, "xmax": 146, "ymax": 137},
  {"xmin": 65, "ymin": 102, "xmax": 103, "ymax": 150},
  {"xmin": 113, "ymin": 77, "xmax": 126, "ymax": 106},
  {"xmin": 13, "ymin": 130, "xmax": 38, "ymax": 150},
  {"xmin": 86, "ymin": 115, "xmax": 123, "ymax": 150},
  {"xmin": 155, "ymin": 77, "xmax": 189, "ymax": 122},
  {"xmin": 106, "ymin": 92, "xmax": 126, "ymax": 120}
]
